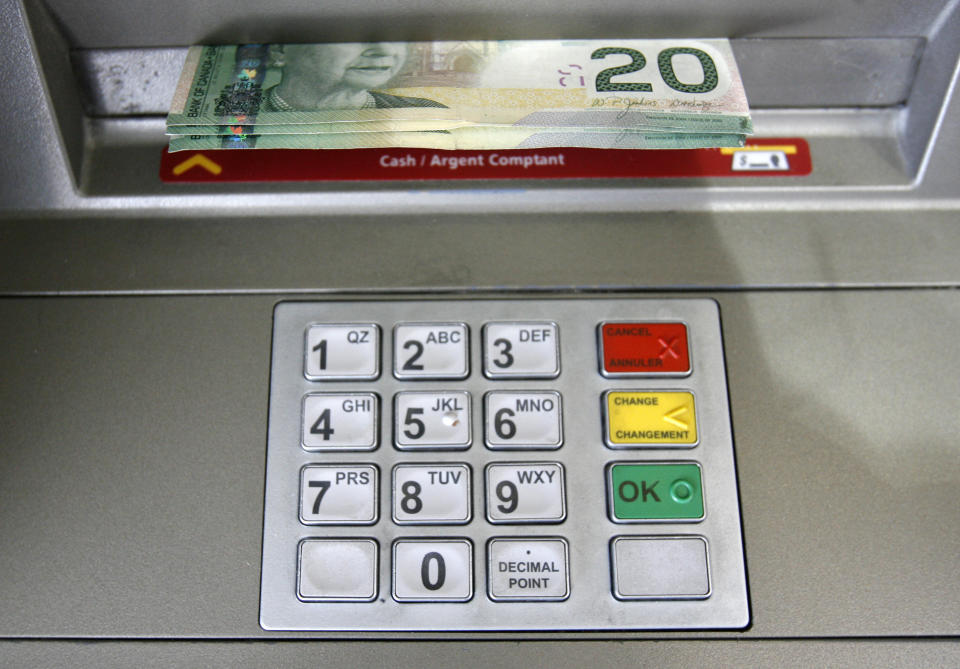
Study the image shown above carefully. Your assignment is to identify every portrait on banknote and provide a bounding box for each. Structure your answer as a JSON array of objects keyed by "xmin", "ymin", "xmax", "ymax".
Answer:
[{"xmin": 262, "ymin": 43, "xmax": 447, "ymax": 111}]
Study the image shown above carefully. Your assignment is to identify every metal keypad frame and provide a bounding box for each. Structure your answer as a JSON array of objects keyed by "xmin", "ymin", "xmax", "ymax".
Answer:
[{"xmin": 261, "ymin": 299, "xmax": 748, "ymax": 631}]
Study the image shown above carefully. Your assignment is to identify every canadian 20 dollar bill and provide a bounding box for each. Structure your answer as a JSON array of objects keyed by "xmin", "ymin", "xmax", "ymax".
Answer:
[{"xmin": 167, "ymin": 39, "xmax": 751, "ymax": 151}]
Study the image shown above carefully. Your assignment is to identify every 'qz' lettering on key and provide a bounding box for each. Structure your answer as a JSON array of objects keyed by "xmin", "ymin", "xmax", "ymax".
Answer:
[{"xmin": 305, "ymin": 323, "xmax": 380, "ymax": 380}]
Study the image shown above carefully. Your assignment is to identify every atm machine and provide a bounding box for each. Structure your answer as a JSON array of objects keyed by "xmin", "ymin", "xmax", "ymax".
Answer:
[{"xmin": 1, "ymin": 0, "xmax": 959, "ymax": 665}]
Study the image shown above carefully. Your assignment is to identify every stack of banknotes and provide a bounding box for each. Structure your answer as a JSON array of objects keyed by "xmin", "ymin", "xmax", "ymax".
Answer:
[{"xmin": 166, "ymin": 39, "xmax": 752, "ymax": 152}]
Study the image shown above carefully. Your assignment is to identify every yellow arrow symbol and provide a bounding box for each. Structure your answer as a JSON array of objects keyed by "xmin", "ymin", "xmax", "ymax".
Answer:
[
  {"xmin": 662, "ymin": 406, "xmax": 689, "ymax": 430},
  {"xmin": 172, "ymin": 153, "xmax": 222, "ymax": 176}
]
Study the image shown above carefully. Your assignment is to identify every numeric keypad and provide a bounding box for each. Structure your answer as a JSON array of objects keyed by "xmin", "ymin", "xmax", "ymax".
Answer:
[{"xmin": 264, "ymin": 299, "xmax": 747, "ymax": 631}]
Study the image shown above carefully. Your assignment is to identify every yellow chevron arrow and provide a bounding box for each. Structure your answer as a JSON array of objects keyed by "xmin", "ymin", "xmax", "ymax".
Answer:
[
  {"xmin": 720, "ymin": 145, "xmax": 797, "ymax": 155},
  {"xmin": 172, "ymin": 153, "xmax": 222, "ymax": 176},
  {"xmin": 662, "ymin": 405, "xmax": 689, "ymax": 430}
]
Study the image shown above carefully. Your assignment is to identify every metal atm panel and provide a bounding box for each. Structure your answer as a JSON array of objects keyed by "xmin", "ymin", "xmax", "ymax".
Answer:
[{"xmin": 0, "ymin": 0, "xmax": 959, "ymax": 665}]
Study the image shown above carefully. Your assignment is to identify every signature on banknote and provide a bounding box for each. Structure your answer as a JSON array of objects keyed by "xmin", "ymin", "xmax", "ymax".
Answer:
[
  {"xmin": 590, "ymin": 96, "xmax": 661, "ymax": 119},
  {"xmin": 593, "ymin": 96, "xmax": 717, "ymax": 117}
]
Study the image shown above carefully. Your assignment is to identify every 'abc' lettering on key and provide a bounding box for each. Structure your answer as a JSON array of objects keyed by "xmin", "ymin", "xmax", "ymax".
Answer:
[{"xmin": 394, "ymin": 323, "xmax": 469, "ymax": 379}]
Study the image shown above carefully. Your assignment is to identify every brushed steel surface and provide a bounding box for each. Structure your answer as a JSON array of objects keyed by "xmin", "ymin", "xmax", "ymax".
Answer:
[
  {"xmin": 0, "ymin": 292, "xmax": 959, "ymax": 638},
  {"xmin": 5, "ymin": 210, "xmax": 960, "ymax": 295},
  {"xmin": 1, "ymin": 639, "xmax": 959, "ymax": 667},
  {"xmin": 260, "ymin": 299, "xmax": 749, "ymax": 630}
]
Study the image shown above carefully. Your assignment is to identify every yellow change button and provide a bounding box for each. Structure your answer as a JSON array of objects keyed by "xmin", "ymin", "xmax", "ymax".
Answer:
[{"xmin": 605, "ymin": 391, "xmax": 698, "ymax": 446}]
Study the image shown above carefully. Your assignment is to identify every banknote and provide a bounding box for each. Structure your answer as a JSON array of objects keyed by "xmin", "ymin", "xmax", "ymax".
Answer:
[
  {"xmin": 167, "ymin": 120, "xmax": 473, "ymax": 136},
  {"xmin": 167, "ymin": 40, "xmax": 751, "ymax": 133},
  {"xmin": 168, "ymin": 128, "xmax": 746, "ymax": 152},
  {"xmin": 167, "ymin": 113, "xmax": 743, "ymax": 136}
]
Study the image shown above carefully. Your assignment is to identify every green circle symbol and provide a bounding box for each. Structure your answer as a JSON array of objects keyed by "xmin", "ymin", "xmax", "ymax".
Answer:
[{"xmin": 670, "ymin": 479, "xmax": 694, "ymax": 503}]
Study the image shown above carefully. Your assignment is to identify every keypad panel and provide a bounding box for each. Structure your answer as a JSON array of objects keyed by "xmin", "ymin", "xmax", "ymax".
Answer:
[{"xmin": 262, "ymin": 299, "xmax": 748, "ymax": 631}]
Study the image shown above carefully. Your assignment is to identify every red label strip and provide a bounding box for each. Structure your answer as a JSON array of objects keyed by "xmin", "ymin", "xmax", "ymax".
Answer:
[{"xmin": 160, "ymin": 138, "xmax": 811, "ymax": 183}]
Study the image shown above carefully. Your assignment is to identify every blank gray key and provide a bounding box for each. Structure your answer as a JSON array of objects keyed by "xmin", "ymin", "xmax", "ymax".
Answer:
[{"xmin": 611, "ymin": 536, "xmax": 710, "ymax": 600}]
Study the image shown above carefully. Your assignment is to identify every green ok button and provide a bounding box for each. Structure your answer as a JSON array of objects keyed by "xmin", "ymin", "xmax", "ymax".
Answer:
[{"xmin": 609, "ymin": 463, "xmax": 704, "ymax": 521}]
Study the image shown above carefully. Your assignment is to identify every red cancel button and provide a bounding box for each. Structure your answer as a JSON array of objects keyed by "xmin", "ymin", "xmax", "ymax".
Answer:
[{"xmin": 599, "ymin": 322, "xmax": 690, "ymax": 376}]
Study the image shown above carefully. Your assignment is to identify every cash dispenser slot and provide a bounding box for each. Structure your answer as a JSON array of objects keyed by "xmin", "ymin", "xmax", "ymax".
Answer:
[{"xmin": 10, "ymin": 0, "xmax": 960, "ymax": 199}]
